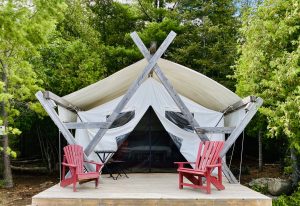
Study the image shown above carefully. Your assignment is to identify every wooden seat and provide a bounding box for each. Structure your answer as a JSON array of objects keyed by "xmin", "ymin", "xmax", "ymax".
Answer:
[
  {"xmin": 175, "ymin": 141, "xmax": 225, "ymax": 194},
  {"xmin": 60, "ymin": 145, "xmax": 103, "ymax": 192}
]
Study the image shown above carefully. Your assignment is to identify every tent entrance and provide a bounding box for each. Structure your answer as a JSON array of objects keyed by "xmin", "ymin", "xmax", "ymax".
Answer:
[{"xmin": 113, "ymin": 107, "xmax": 186, "ymax": 173}]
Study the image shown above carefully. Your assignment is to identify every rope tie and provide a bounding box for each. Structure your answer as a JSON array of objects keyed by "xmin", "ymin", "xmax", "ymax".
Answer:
[{"xmin": 239, "ymin": 131, "xmax": 245, "ymax": 183}]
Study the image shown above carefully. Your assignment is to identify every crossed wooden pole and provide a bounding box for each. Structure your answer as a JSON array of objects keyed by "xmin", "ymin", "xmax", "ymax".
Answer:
[{"xmin": 36, "ymin": 31, "xmax": 263, "ymax": 183}]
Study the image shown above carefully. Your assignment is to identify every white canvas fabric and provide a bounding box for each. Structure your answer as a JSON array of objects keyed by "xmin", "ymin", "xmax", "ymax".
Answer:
[
  {"xmin": 74, "ymin": 78, "xmax": 225, "ymax": 164},
  {"xmin": 56, "ymin": 58, "xmax": 244, "ymax": 165},
  {"xmin": 58, "ymin": 58, "xmax": 241, "ymax": 123}
]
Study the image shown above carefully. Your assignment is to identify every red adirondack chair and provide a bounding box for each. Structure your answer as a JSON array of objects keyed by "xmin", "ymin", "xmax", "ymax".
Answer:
[
  {"xmin": 175, "ymin": 141, "xmax": 225, "ymax": 194},
  {"xmin": 60, "ymin": 144, "xmax": 103, "ymax": 192}
]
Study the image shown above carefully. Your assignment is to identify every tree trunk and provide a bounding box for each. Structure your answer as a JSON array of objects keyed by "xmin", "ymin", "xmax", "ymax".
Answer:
[
  {"xmin": 291, "ymin": 147, "xmax": 300, "ymax": 187},
  {"xmin": 1, "ymin": 61, "xmax": 13, "ymax": 188},
  {"xmin": 258, "ymin": 130, "xmax": 263, "ymax": 172}
]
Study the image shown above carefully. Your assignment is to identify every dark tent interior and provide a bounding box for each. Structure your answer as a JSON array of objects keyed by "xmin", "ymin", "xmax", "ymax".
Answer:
[{"xmin": 111, "ymin": 107, "xmax": 187, "ymax": 173}]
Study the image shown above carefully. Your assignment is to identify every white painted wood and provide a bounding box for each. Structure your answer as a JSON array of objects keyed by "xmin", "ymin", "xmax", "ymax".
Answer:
[
  {"xmin": 84, "ymin": 31, "xmax": 177, "ymax": 156},
  {"xmin": 35, "ymin": 91, "xmax": 94, "ymax": 172}
]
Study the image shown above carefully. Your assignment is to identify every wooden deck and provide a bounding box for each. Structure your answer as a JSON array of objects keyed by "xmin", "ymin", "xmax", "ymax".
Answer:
[{"xmin": 31, "ymin": 173, "xmax": 271, "ymax": 206}]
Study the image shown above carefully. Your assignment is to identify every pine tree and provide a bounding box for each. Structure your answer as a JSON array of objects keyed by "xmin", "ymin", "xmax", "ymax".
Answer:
[{"xmin": 169, "ymin": 0, "xmax": 239, "ymax": 90}]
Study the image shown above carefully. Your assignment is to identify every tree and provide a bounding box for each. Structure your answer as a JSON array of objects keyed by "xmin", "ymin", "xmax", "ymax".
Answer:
[
  {"xmin": 135, "ymin": 0, "xmax": 170, "ymax": 22},
  {"xmin": 0, "ymin": 0, "xmax": 66, "ymax": 188},
  {"xmin": 35, "ymin": 0, "xmax": 107, "ymax": 96},
  {"xmin": 89, "ymin": 0, "xmax": 142, "ymax": 75},
  {"xmin": 234, "ymin": 0, "xmax": 300, "ymax": 185},
  {"xmin": 168, "ymin": 0, "xmax": 239, "ymax": 90}
]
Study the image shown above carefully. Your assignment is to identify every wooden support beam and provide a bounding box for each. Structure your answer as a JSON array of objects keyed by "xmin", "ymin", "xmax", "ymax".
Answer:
[
  {"xmin": 83, "ymin": 31, "xmax": 177, "ymax": 156},
  {"xmin": 220, "ymin": 97, "xmax": 263, "ymax": 158},
  {"xmin": 222, "ymin": 161, "xmax": 238, "ymax": 183},
  {"xmin": 130, "ymin": 32, "xmax": 239, "ymax": 183},
  {"xmin": 43, "ymin": 91, "xmax": 82, "ymax": 112},
  {"xmin": 36, "ymin": 91, "xmax": 94, "ymax": 172},
  {"xmin": 64, "ymin": 122, "xmax": 109, "ymax": 129},
  {"xmin": 195, "ymin": 127, "xmax": 235, "ymax": 134},
  {"xmin": 130, "ymin": 31, "xmax": 209, "ymax": 142},
  {"xmin": 222, "ymin": 96, "xmax": 257, "ymax": 115}
]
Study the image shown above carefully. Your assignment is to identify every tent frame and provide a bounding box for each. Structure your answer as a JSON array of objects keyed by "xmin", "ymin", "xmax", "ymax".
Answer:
[{"xmin": 35, "ymin": 31, "xmax": 263, "ymax": 184}]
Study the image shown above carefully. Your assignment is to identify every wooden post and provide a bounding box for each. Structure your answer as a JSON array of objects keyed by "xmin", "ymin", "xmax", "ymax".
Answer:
[
  {"xmin": 44, "ymin": 91, "xmax": 82, "ymax": 112},
  {"xmin": 83, "ymin": 31, "xmax": 177, "ymax": 156},
  {"xmin": 220, "ymin": 98, "xmax": 263, "ymax": 158},
  {"xmin": 35, "ymin": 91, "xmax": 95, "ymax": 172},
  {"xmin": 64, "ymin": 122, "xmax": 109, "ymax": 129},
  {"xmin": 258, "ymin": 129, "xmax": 263, "ymax": 172}
]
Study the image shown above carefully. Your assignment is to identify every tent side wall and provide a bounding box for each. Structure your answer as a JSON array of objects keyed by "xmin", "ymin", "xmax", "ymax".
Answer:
[{"xmin": 73, "ymin": 78, "xmax": 226, "ymax": 167}]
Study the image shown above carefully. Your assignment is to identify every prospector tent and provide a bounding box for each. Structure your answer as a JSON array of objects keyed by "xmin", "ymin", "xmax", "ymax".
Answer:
[
  {"xmin": 59, "ymin": 58, "xmax": 238, "ymax": 166},
  {"xmin": 36, "ymin": 31, "xmax": 262, "ymax": 183}
]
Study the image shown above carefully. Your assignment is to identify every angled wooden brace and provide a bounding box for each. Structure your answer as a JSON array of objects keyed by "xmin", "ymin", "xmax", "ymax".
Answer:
[
  {"xmin": 130, "ymin": 32, "xmax": 238, "ymax": 183},
  {"xmin": 35, "ymin": 91, "xmax": 95, "ymax": 172},
  {"xmin": 218, "ymin": 97, "xmax": 263, "ymax": 183},
  {"xmin": 220, "ymin": 97, "xmax": 263, "ymax": 158},
  {"xmin": 83, "ymin": 31, "xmax": 177, "ymax": 156},
  {"xmin": 130, "ymin": 32, "xmax": 209, "ymax": 142}
]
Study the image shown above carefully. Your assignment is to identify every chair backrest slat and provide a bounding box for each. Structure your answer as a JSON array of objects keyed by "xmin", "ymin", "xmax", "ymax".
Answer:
[
  {"xmin": 195, "ymin": 141, "xmax": 224, "ymax": 171},
  {"xmin": 63, "ymin": 144, "xmax": 84, "ymax": 174}
]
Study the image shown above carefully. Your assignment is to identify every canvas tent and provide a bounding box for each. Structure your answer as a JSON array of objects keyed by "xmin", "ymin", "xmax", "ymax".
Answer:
[
  {"xmin": 36, "ymin": 31, "xmax": 262, "ymax": 183},
  {"xmin": 59, "ymin": 58, "xmax": 236, "ymax": 167}
]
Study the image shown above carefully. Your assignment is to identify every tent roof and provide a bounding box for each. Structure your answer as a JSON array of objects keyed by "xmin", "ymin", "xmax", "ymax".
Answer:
[{"xmin": 63, "ymin": 58, "xmax": 241, "ymax": 112}]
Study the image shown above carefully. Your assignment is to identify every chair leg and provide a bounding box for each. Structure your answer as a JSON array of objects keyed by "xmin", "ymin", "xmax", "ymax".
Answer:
[
  {"xmin": 198, "ymin": 176, "xmax": 202, "ymax": 186},
  {"xmin": 73, "ymin": 175, "xmax": 77, "ymax": 192},
  {"xmin": 179, "ymin": 172, "xmax": 183, "ymax": 189},
  {"xmin": 218, "ymin": 166, "xmax": 222, "ymax": 185},
  {"xmin": 73, "ymin": 181, "xmax": 77, "ymax": 192},
  {"xmin": 95, "ymin": 177, "xmax": 99, "ymax": 188},
  {"xmin": 206, "ymin": 175, "xmax": 211, "ymax": 194}
]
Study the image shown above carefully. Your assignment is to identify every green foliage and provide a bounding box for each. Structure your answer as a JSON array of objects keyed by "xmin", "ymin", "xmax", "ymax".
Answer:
[
  {"xmin": 0, "ymin": 1, "xmax": 65, "ymax": 187},
  {"xmin": 135, "ymin": 0, "xmax": 169, "ymax": 22},
  {"xmin": 90, "ymin": 0, "xmax": 143, "ymax": 46},
  {"xmin": 273, "ymin": 185, "xmax": 300, "ymax": 206},
  {"xmin": 0, "ymin": 179, "xmax": 4, "ymax": 187},
  {"xmin": 1, "ymin": 147, "xmax": 17, "ymax": 159},
  {"xmin": 250, "ymin": 183, "xmax": 268, "ymax": 194},
  {"xmin": 234, "ymin": 0, "xmax": 300, "ymax": 154},
  {"xmin": 34, "ymin": 0, "xmax": 106, "ymax": 96},
  {"xmin": 89, "ymin": 0, "xmax": 144, "ymax": 75},
  {"xmin": 0, "ymin": 0, "xmax": 66, "ymax": 163},
  {"xmin": 169, "ymin": 0, "xmax": 238, "ymax": 90},
  {"xmin": 138, "ymin": 18, "xmax": 183, "ymax": 47}
]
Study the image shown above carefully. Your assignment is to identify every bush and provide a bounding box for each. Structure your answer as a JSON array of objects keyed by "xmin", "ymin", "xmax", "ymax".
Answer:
[{"xmin": 273, "ymin": 185, "xmax": 300, "ymax": 206}]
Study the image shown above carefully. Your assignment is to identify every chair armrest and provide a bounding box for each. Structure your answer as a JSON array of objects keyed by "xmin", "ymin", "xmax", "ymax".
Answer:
[
  {"xmin": 206, "ymin": 164, "xmax": 222, "ymax": 168},
  {"xmin": 174, "ymin": 162, "xmax": 195, "ymax": 164},
  {"xmin": 84, "ymin": 160, "xmax": 103, "ymax": 166},
  {"xmin": 62, "ymin": 162, "xmax": 77, "ymax": 168},
  {"xmin": 174, "ymin": 162, "xmax": 195, "ymax": 169},
  {"xmin": 84, "ymin": 161, "xmax": 103, "ymax": 172}
]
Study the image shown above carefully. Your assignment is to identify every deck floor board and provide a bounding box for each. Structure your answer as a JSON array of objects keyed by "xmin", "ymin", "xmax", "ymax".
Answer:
[{"xmin": 32, "ymin": 173, "xmax": 271, "ymax": 206}]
